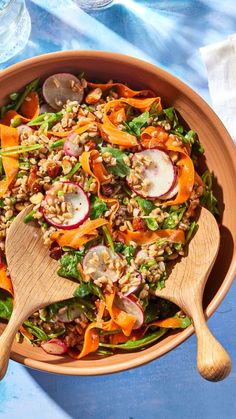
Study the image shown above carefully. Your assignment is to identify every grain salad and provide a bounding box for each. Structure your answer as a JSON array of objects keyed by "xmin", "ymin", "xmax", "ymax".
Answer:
[{"xmin": 0, "ymin": 74, "xmax": 218, "ymax": 358}]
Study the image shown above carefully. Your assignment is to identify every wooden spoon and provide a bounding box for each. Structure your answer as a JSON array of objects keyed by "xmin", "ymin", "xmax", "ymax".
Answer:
[
  {"xmin": 0, "ymin": 206, "xmax": 231, "ymax": 381},
  {"xmin": 154, "ymin": 206, "xmax": 231, "ymax": 381}
]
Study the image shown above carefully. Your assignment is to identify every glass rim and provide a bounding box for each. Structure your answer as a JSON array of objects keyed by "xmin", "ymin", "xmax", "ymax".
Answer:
[{"xmin": 0, "ymin": 0, "xmax": 18, "ymax": 16}]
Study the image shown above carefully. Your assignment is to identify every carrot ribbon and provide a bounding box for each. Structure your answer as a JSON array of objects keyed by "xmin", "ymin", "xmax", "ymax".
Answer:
[
  {"xmin": 87, "ymin": 82, "xmax": 155, "ymax": 99},
  {"xmin": 0, "ymin": 124, "xmax": 19, "ymax": 198},
  {"xmin": 0, "ymin": 264, "xmax": 13, "ymax": 296},
  {"xmin": 117, "ymin": 228, "xmax": 185, "ymax": 245}
]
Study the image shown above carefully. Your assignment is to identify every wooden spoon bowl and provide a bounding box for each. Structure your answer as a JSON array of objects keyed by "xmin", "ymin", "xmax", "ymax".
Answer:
[{"xmin": 0, "ymin": 205, "xmax": 231, "ymax": 380}]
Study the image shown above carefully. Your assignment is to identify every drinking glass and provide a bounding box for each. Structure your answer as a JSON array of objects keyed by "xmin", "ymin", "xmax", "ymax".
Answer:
[
  {"xmin": 74, "ymin": 0, "xmax": 113, "ymax": 10},
  {"xmin": 0, "ymin": 0, "xmax": 31, "ymax": 63}
]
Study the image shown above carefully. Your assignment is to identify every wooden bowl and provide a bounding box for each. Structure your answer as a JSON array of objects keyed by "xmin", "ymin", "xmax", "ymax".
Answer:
[{"xmin": 0, "ymin": 51, "xmax": 235, "ymax": 375}]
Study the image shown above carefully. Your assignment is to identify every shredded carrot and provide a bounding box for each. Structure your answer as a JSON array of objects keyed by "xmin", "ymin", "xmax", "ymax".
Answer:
[
  {"xmin": 105, "ymin": 291, "xmax": 136, "ymax": 337},
  {"xmin": 110, "ymin": 332, "xmax": 129, "ymax": 345},
  {"xmin": 140, "ymin": 126, "xmax": 169, "ymax": 148},
  {"xmin": 0, "ymin": 264, "xmax": 13, "ymax": 296},
  {"xmin": 47, "ymin": 119, "xmax": 95, "ymax": 138},
  {"xmin": 87, "ymin": 82, "xmax": 155, "ymax": 98},
  {"xmin": 0, "ymin": 110, "xmax": 29, "ymax": 126},
  {"xmin": 117, "ymin": 228, "xmax": 185, "ymax": 245},
  {"xmin": 90, "ymin": 150, "xmax": 112, "ymax": 184},
  {"xmin": 96, "ymin": 300, "xmax": 106, "ymax": 322},
  {"xmin": 108, "ymin": 108, "xmax": 126, "ymax": 125},
  {"xmin": 20, "ymin": 91, "xmax": 39, "ymax": 120},
  {"xmin": 50, "ymin": 219, "xmax": 108, "ymax": 249},
  {"xmin": 0, "ymin": 124, "xmax": 19, "ymax": 198}
]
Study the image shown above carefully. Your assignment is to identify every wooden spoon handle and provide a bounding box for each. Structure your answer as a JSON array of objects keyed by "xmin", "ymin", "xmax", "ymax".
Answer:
[
  {"xmin": 0, "ymin": 308, "xmax": 27, "ymax": 380},
  {"xmin": 189, "ymin": 301, "xmax": 232, "ymax": 381}
]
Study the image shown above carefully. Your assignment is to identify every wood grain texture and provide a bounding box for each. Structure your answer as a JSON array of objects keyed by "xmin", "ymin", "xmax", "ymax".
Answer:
[
  {"xmin": 0, "ymin": 206, "xmax": 77, "ymax": 380},
  {"xmin": 155, "ymin": 207, "xmax": 231, "ymax": 381}
]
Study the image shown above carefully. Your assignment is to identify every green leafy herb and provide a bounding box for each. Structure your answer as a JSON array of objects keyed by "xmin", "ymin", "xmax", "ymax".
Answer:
[
  {"xmin": 0, "ymin": 290, "xmax": 13, "ymax": 320},
  {"xmin": 57, "ymin": 251, "xmax": 84, "ymax": 281},
  {"xmin": 161, "ymin": 206, "xmax": 186, "ymax": 229},
  {"xmin": 90, "ymin": 197, "xmax": 108, "ymax": 220},
  {"xmin": 135, "ymin": 196, "xmax": 155, "ymax": 215},
  {"xmin": 124, "ymin": 111, "xmax": 150, "ymax": 137},
  {"xmin": 163, "ymin": 107, "xmax": 179, "ymax": 128},
  {"xmin": 114, "ymin": 242, "xmax": 136, "ymax": 264},
  {"xmin": 186, "ymin": 221, "xmax": 197, "ymax": 243},
  {"xmin": 144, "ymin": 298, "xmax": 178, "ymax": 324},
  {"xmin": 101, "ymin": 147, "xmax": 130, "ymax": 178},
  {"xmin": 200, "ymin": 171, "xmax": 219, "ymax": 215},
  {"xmin": 74, "ymin": 281, "xmax": 104, "ymax": 300}
]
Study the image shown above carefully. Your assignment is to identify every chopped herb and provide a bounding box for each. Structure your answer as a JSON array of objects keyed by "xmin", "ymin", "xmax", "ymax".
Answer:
[
  {"xmin": 24, "ymin": 210, "xmax": 36, "ymax": 223},
  {"xmin": 74, "ymin": 281, "xmax": 104, "ymax": 300},
  {"xmin": 90, "ymin": 197, "xmax": 108, "ymax": 220},
  {"xmin": 101, "ymin": 147, "xmax": 130, "ymax": 178},
  {"xmin": 57, "ymin": 251, "xmax": 84, "ymax": 281},
  {"xmin": 135, "ymin": 196, "xmax": 155, "ymax": 215},
  {"xmin": 200, "ymin": 171, "xmax": 219, "ymax": 215},
  {"xmin": 64, "ymin": 162, "xmax": 81, "ymax": 179},
  {"xmin": 23, "ymin": 320, "xmax": 49, "ymax": 341},
  {"xmin": 146, "ymin": 218, "xmax": 159, "ymax": 231},
  {"xmin": 123, "ymin": 111, "xmax": 149, "ymax": 137},
  {"xmin": 0, "ymin": 290, "xmax": 13, "ymax": 320},
  {"xmin": 186, "ymin": 221, "xmax": 197, "ymax": 243},
  {"xmin": 161, "ymin": 206, "xmax": 186, "ymax": 229}
]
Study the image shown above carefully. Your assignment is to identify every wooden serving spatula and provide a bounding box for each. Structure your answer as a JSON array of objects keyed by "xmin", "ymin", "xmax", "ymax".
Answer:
[{"xmin": 0, "ymin": 206, "xmax": 231, "ymax": 381}]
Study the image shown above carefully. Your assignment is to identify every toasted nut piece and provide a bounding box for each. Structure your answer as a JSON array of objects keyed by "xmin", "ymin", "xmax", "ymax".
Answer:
[
  {"xmin": 30, "ymin": 192, "xmax": 44, "ymax": 205},
  {"xmin": 85, "ymin": 88, "xmax": 102, "ymax": 105}
]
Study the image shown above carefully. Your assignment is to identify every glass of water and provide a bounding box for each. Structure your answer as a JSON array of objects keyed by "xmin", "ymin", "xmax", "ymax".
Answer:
[
  {"xmin": 74, "ymin": 0, "xmax": 113, "ymax": 10},
  {"xmin": 0, "ymin": 0, "xmax": 31, "ymax": 63}
]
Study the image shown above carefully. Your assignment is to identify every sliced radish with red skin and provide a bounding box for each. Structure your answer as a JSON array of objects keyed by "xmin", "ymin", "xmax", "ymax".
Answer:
[
  {"xmin": 55, "ymin": 306, "xmax": 81, "ymax": 323},
  {"xmin": 127, "ymin": 149, "xmax": 176, "ymax": 199},
  {"xmin": 43, "ymin": 73, "xmax": 84, "ymax": 110},
  {"xmin": 83, "ymin": 245, "xmax": 123, "ymax": 282},
  {"xmin": 64, "ymin": 132, "xmax": 83, "ymax": 157},
  {"xmin": 41, "ymin": 181, "xmax": 90, "ymax": 230},
  {"xmin": 122, "ymin": 271, "xmax": 143, "ymax": 296},
  {"xmin": 41, "ymin": 339, "xmax": 68, "ymax": 355},
  {"xmin": 17, "ymin": 125, "xmax": 33, "ymax": 136},
  {"xmin": 159, "ymin": 179, "xmax": 179, "ymax": 200},
  {"xmin": 113, "ymin": 294, "xmax": 144, "ymax": 329}
]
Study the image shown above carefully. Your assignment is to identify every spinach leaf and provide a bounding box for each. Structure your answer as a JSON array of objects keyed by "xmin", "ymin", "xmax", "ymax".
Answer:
[
  {"xmin": 74, "ymin": 281, "xmax": 104, "ymax": 299},
  {"xmin": 0, "ymin": 290, "xmax": 13, "ymax": 320},
  {"xmin": 57, "ymin": 251, "xmax": 84, "ymax": 281},
  {"xmin": 114, "ymin": 242, "xmax": 136, "ymax": 265},
  {"xmin": 135, "ymin": 196, "xmax": 155, "ymax": 215},
  {"xmin": 90, "ymin": 197, "xmax": 108, "ymax": 220},
  {"xmin": 161, "ymin": 206, "xmax": 186, "ymax": 229},
  {"xmin": 125, "ymin": 111, "xmax": 150, "ymax": 137},
  {"xmin": 101, "ymin": 147, "xmax": 130, "ymax": 178}
]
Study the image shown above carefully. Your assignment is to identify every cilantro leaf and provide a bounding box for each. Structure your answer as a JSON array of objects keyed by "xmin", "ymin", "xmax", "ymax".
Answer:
[
  {"xmin": 123, "ymin": 111, "xmax": 149, "ymax": 137},
  {"xmin": 90, "ymin": 197, "xmax": 108, "ymax": 220}
]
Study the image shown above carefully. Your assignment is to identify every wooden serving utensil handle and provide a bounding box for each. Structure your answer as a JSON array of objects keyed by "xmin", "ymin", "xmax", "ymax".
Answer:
[
  {"xmin": 0, "ymin": 307, "xmax": 28, "ymax": 380},
  {"xmin": 185, "ymin": 298, "xmax": 232, "ymax": 381}
]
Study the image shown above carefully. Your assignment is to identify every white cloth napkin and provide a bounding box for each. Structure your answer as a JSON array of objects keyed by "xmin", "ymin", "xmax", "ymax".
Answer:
[{"xmin": 200, "ymin": 34, "xmax": 236, "ymax": 143}]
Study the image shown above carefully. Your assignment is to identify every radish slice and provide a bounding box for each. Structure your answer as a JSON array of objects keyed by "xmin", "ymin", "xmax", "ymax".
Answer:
[
  {"xmin": 83, "ymin": 245, "xmax": 124, "ymax": 282},
  {"xmin": 41, "ymin": 181, "xmax": 90, "ymax": 230},
  {"xmin": 114, "ymin": 294, "xmax": 144, "ymax": 329},
  {"xmin": 64, "ymin": 132, "xmax": 83, "ymax": 157},
  {"xmin": 159, "ymin": 179, "xmax": 179, "ymax": 200},
  {"xmin": 43, "ymin": 73, "xmax": 84, "ymax": 110},
  {"xmin": 55, "ymin": 306, "xmax": 81, "ymax": 323},
  {"xmin": 40, "ymin": 103, "xmax": 55, "ymax": 114},
  {"xmin": 127, "ymin": 149, "xmax": 176, "ymax": 199},
  {"xmin": 121, "ymin": 271, "xmax": 143, "ymax": 296},
  {"xmin": 41, "ymin": 339, "xmax": 68, "ymax": 355},
  {"xmin": 17, "ymin": 124, "xmax": 33, "ymax": 136}
]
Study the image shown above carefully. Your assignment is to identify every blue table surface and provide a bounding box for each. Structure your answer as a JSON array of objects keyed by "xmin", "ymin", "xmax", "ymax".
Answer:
[{"xmin": 0, "ymin": 1, "xmax": 236, "ymax": 418}]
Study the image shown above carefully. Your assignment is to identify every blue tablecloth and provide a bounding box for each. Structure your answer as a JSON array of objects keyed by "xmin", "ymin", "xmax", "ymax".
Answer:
[{"xmin": 0, "ymin": 1, "xmax": 236, "ymax": 418}]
